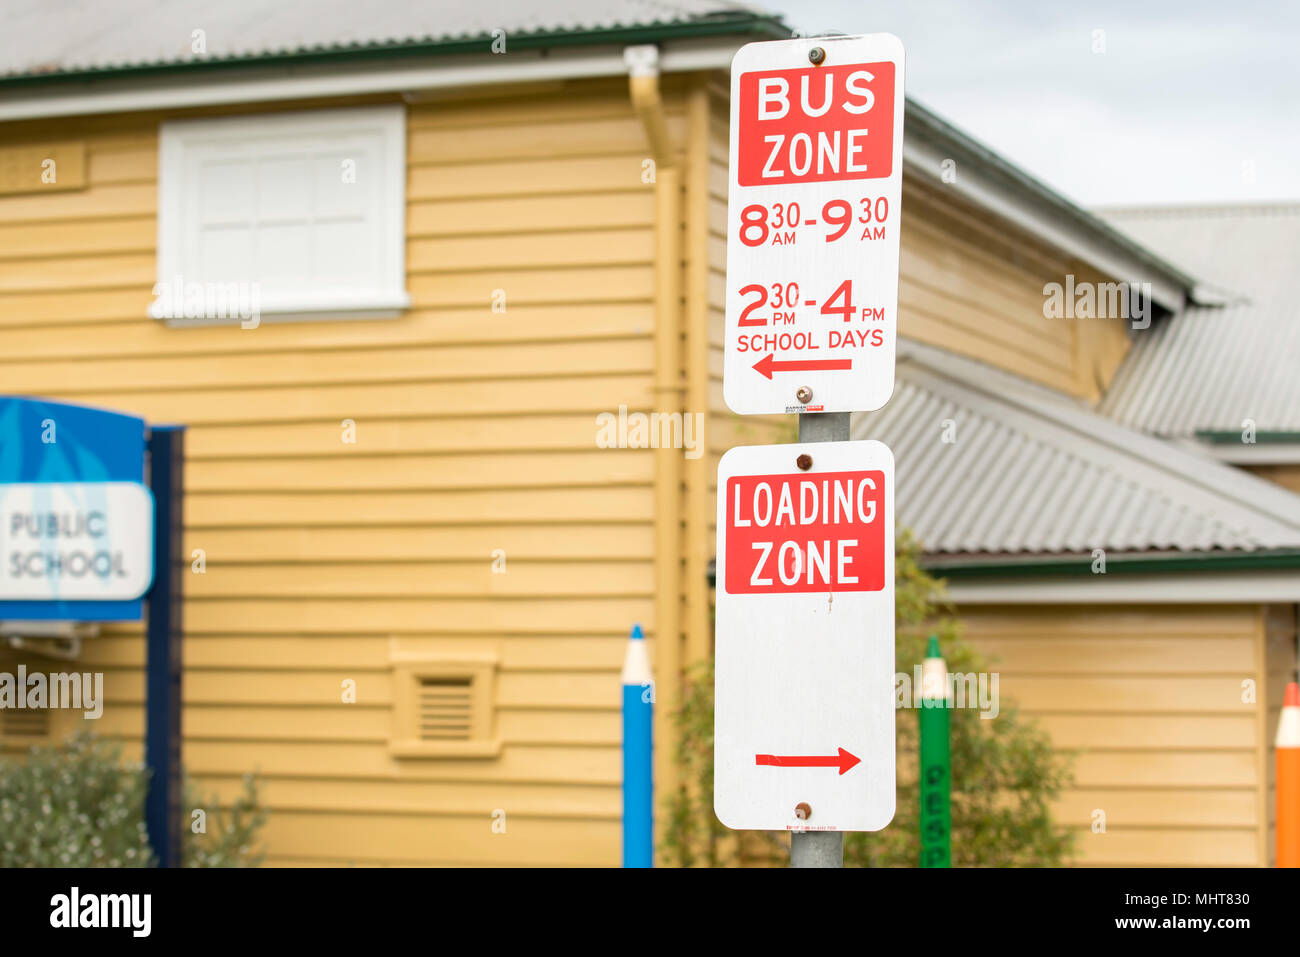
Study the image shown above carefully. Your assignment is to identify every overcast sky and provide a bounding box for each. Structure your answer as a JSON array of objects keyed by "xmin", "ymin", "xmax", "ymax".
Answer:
[{"xmin": 760, "ymin": 0, "xmax": 1300, "ymax": 208}]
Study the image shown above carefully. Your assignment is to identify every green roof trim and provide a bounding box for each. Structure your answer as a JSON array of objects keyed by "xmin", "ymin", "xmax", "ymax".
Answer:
[
  {"xmin": 1195, "ymin": 430, "xmax": 1300, "ymax": 444},
  {"xmin": 902, "ymin": 98, "xmax": 1200, "ymax": 295},
  {"xmin": 924, "ymin": 548, "xmax": 1300, "ymax": 579},
  {"xmin": 0, "ymin": 13, "xmax": 790, "ymax": 89}
]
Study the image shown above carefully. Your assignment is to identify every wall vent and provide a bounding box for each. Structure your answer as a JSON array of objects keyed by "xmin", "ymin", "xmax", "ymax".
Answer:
[
  {"xmin": 417, "ymin": 677, "xmax": 474, "ymax": 742},
  {"xmin": 390, "ymin": 656, "xmax": 499, "ymax": 759}
]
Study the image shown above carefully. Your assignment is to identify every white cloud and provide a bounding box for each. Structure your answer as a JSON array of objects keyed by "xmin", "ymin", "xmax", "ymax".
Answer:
[{"xmin": 761, "ymin": 0, "xmax": 1300, "ymax": 205}]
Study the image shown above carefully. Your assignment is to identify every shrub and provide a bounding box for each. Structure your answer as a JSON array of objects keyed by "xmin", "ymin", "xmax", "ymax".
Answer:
[
  {"xmin": 0, "ymin": 731, "xmax": 267, "ymax": 867},
  {"xmin": 184, "ymin": 771, "xmax": 267, "ymax": 868},
  {"xmin": 661, "ymin": 532, "xmax": 1076, "ymax": 867}
]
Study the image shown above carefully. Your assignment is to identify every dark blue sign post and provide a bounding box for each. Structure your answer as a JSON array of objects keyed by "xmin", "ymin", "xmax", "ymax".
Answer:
[
  {"xmin": 0, "ymin": 396, "xmax": 185, "ymax": 866},
  {"xmin": 145, "ymin": 426, "xmax": 184, "ymax": 867}
]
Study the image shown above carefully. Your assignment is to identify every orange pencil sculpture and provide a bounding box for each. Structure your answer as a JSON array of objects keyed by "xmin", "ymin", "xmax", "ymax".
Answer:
[{"xmin": 1278, "ymin": 681, "xmax": 1300, "ymax": 868}]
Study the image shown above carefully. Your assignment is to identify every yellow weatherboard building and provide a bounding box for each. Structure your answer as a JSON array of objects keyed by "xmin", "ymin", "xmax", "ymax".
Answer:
[{"xmin": 0, "ymin": 0, "xmax": 1297, "ymax": 867}]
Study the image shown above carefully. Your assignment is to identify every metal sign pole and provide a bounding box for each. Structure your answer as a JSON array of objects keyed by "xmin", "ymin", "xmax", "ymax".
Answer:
[
  {"xmin": 791, "ymin": 410, "xmax": 850, "ymax": 868},
  {"xmin": 799, "ymin": 411, "xmax": 850, "ymax": 445},
  {"xmin": 792, "ymin": 830, "xmax": 844, "ymax": 867}
]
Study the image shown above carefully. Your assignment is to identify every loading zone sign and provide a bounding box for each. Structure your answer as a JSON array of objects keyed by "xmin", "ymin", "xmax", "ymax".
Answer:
[
  {"xmin": 714, "ymin": 440, "xmax": 895, "ymax": 832},
  {"xmin": 723, "ymin": 34, "xmax": 905, "ymax": 416}
]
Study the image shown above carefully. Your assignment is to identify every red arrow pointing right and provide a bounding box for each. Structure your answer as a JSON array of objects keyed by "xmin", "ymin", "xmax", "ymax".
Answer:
[
  {"xmin": 755, "ymin": 747, "xmax": 861, "ymax": 775},
  {"xmin": 752, "ymin": 354, "xmax": 853, "ymax": 380}
]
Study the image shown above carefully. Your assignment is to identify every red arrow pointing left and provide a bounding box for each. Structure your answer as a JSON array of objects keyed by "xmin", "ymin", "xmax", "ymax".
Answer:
[
  {"xmin": 755, "ymin": 747, "xmax": 861, "ymax": 775},
  {"xmin": 752, "ymin": 353, "xmax": 854, "ymax": 380}
]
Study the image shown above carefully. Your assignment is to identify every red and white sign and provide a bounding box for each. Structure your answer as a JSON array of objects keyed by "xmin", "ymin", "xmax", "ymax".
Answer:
[
  {"xmin": 723, "ymin": 34, "xmax": 905, "ymax": 416},
  {"xmin": 722, "ymin": 468, "xmax": 885, "ymax": 595},
  {"xmin": 714, "ymin": 440, "xmax": 895, "ymax": 832}
]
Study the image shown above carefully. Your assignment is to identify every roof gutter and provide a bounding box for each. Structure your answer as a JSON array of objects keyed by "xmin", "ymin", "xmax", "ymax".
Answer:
[
  {"xmin": 0, "ymin": 45, "xmax": 714, "ymax": 122},
  {"xmin": 0, "ymin": 15, "xmax": 788, "ymax": 89},
  {"xmin": 929, "ymin": 546, "xmax": 1300, "ymax": 603},
  {"xmin": 944, "ymin": 569, "xmax": 1300, "ymax": 604},
  {"xmin": 925, "ymin": 548, "xmax": 1300, "ymax": 579},
  {"xmin": 1187, "ymin": 434, "xmax": 1300, "ymax": 466},
  {"xmin": 1198, "ymin": 431, "xmax": 1300, "ymax": 444},
  {"xmin": 0, "ymin": 18, "xmax": 785, "ymax": 122}
]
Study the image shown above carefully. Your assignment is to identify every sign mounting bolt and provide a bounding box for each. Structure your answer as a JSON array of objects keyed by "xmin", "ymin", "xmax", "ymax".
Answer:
[
  {"xmin": 808, "ymin": 46, "xmax": 825, "ymax": 65},
  {"xmin": 795, "ymin": 802, "xmax": 812, "ymax": 820},
  {"xmin": 796, "ymin": 386, "xmax": 813, "ymax": 404},
  {"xmin": 796, "ymin": 454, "xmax": 813, "ymax": 471}
]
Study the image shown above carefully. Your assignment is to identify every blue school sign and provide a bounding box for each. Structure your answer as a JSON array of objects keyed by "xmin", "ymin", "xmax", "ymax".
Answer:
[
  {"xmin": 0, "ymin": 397, "xmax": 154, "ymax": 621},
  {"xmin": 0, "ymin": 395, "xmax": 186, "ymax": 868}
]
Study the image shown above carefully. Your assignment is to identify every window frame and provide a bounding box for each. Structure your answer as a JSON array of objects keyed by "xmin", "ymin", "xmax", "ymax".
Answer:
[{"xmin": 154, "ymin": 104, "xmax": 410, "ymax": 324}]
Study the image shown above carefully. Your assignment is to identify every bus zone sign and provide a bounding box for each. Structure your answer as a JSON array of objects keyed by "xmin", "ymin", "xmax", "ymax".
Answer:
[
  {"xmin": 714, "ymin": 440, "xmax": 896, "ymax": 832},
  {"xmin": 723, "ymin": 34, "xmax": 905, "ymax": 416}
]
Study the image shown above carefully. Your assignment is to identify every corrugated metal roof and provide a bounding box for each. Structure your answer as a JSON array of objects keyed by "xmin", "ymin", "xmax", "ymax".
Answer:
[
  {"xmin": 0, "ymin": 0, "xmax": 771, "ymax": 80},
  {"xmin": 1097, "ymin": 203, "xmax": 1300, "ymax": 436},
  {"xmin": 852, "ymin": 343, "xmax": 1300, "ymax": 558}
]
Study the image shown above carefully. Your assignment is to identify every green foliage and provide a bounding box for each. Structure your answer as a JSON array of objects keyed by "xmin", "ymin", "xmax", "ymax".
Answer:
[
  {"xmin": 0, "ymin": 731, "xmax": 267, "ymax": 867},
  {"xmin": 662, "ymin": 650, "xmax": 722, "ymax": 868},
  {"xmin": 661, "ymin": 531, "xmax": 1076, "ymax": 867},
  {"xmin": 184, "ymin": 771, "xmax": 268, "ymax": 868},
  {"xmin": 0, "ymin": 731, "xmax": 153, "ymax": 866}
]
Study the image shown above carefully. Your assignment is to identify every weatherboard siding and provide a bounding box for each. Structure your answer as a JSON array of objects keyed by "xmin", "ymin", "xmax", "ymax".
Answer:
[
  {"xmin": 963, "ymin": 604, "xmax": 1269, "ymax": 867},
  {"xmin": 1246, "ymin": 464, "xmax": 1300, "ymax": 495},
  {"xmin": 0, "ymin": 80, "xmax": 675, "ymax": 865}
]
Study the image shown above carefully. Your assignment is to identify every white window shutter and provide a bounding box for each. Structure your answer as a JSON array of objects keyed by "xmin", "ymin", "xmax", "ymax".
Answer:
[{"xmin": 156, "ymin": 105, "xmax": 409, "ymax": 322}]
